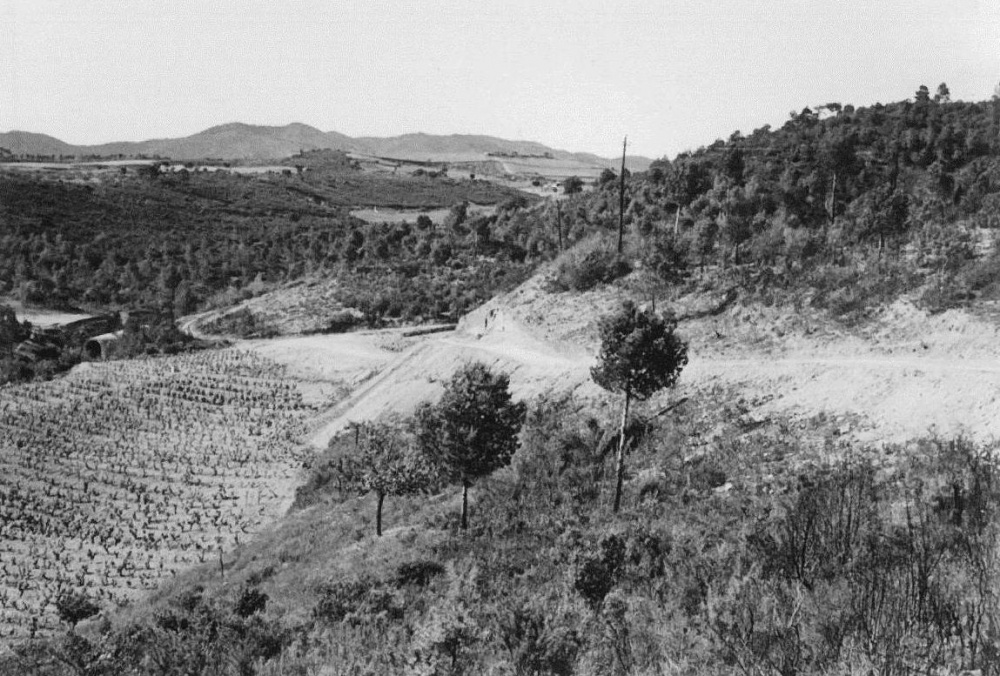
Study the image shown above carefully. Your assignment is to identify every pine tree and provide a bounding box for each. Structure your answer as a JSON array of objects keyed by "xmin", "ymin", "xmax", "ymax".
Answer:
[
  {"xmin": 414, "ymin": 362, "xmax": 526, "ymax": 529},
  {"xmin": 591, "ymin": 301, "xmax": 688, "ymax": 512}
]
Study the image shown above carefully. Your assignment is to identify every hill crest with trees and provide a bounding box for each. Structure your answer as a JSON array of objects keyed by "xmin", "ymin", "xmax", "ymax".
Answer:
[{"xmin": 552, "ymin": 83, "xmax": 1000, "ymax": 322}]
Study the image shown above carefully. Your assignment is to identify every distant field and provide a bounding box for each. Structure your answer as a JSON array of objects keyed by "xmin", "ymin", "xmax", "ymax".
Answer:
[
  {"xmin": 167, "ymin": 165, "xmax": 290, "ymax": 175},
  {"xmin": 4, "ymin": 300, "xmax": 93, "ymax": 328},
  {"xmin": 0, "ymin": 350, "xmax": 309, "ymax": 641},
  {"xmin": 1, "ymin": 162, "xmax": 313, "ymax": 176},
  {"xmin": 495, "ymin": 156, "xmax": 606, "ymax": 179},
  {"xmin": 349, "ymin": 202, "xmax": 497, "ymax": 225},
  {"xmin": 349, "ymin": 151, "xmax": 607, "ymax": 184},
  {"xmin": 0, "ymin": 155, "xmax": 580, "ymax": 200},
  {"xmin": 0, "ymin": 160, "xmax": 152, "ymax": 170}
]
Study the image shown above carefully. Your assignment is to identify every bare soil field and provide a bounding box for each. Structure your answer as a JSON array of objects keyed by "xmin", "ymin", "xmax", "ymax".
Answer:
[
  {"xmin": 349, "ymin": 202, "xmax": 497, "ymax": 225},
  {"xmin": 0, "ymin": 161, "xmax": 152, "ymax": 171},
  {"xmin": 5, "ymin": 300, "xmax": 93, "ymax": 328}
]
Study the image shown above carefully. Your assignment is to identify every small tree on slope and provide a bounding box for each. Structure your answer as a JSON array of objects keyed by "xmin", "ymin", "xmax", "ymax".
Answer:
[
  {"xmin": 591, "ymin": 301, "xmax": 688, "ymax": 512},
  {"xmin": 342, "ymin": 419, "xmax": 435, "ymax": 536},
  {"xmin": 414, "ymin": 362, "xmax": 526, "ymax": 530}
]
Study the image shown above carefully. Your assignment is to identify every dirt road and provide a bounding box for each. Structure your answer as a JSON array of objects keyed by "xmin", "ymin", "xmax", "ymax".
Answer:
[
  {"xmin": 242, "ymin": 314, "xmax": 1000, "ymax": 451},
  {"xmin": 182, "ymin": 289, "xmax": 1000, "ymax": 451}
]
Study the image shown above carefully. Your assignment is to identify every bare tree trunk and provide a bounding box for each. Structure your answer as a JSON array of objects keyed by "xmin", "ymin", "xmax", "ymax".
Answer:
[
  {"xmin": 461, "ymin": 481, "xmax": 470, "ymax": 530},
  {"xmin": 613, "ymin": 389, "xmax": 632, "ymax": 513},
  {"xmin": 376, "ymin": 492, "xmax": 385, "ymax": 537},
  {"xmin": 556, "ymin": 201, "xmax": 564, "ymax": 253},
  {"xmin": 827, "ymin": 172, "xmax": 837, "ymax": 226},
  {"xmin": 617, "ymin": 136, "xmax": 627, "ymax": 255},
  {"xmin": 674, "ymin": 204, "xmax": 680, "ymax": 236}
]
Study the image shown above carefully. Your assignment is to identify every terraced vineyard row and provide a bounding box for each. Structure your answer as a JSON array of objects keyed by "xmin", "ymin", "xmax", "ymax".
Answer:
[{"xmin": 0, "ymin": 350, "xmax": 311, "ymax": 641}]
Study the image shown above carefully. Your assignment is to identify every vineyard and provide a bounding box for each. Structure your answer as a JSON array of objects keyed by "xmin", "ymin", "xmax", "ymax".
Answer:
[{"xmin": 0, "ymin": 350, "xmax": 310, "ymax": 641}]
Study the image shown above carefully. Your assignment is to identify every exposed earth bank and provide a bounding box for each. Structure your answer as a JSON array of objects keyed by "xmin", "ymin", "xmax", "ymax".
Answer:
[{"xmin": 187, "ymin": 268, "xmax": 1000, "ymax": 452}]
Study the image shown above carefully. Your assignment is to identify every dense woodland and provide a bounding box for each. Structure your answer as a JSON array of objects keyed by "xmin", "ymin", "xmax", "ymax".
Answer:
[
  {"xmin": 340, "ymin": 79, "xmax": 1000, "ymax": 322},
  {"xmin": 0, "ymin": 155, "xmax": 536, "ymax": 319},
  {"xmin": 8, "ymin": 88, "xmax": 1000, "ymax": 674},
  {"xmin": 547, "ymin": 84, "xmax": 1000, "ymax": 322}
]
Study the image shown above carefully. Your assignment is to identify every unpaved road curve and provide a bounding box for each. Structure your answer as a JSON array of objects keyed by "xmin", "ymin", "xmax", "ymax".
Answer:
[
  {"xmin": 182, "ymin": 305, "xmax": 1000, "ymax": 449},
  {"xmin": 302, "ymin": 321, "xmax": 601, "ymax": 449},
  {"xmin": 178, "ymin": 309, "xmax": 233, "ymax": 342},
  {"xmin": 296, "ymin": 323, "xmax": 1000, "ymax": 449}
]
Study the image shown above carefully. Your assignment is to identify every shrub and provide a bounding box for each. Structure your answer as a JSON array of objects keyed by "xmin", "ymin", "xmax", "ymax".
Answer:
[
  {"xmin": 409, "ymin": 599, "xmax": 483, "ymax": 675},
  {"xmin": 918, "ymin": 274, "xmax": 973, "ymax": 314},
  {"xmin": 806, "ymin": 259, "xmax": 921, "ymax": 323},
  {"xmin": 314, "ymin": 577, "xmax": 404, "ymax": 626},
  {"xmin": 643, "ymin": 231, "xmax": 691, "ymax": 282},
  {"xmin": 395, "ymin": 560, "xmax": 446, "ymax": 588},
  {"xmin": 552, "ymin": 248, "xmax": 632, "ymax": 292},
  {"xmin": 960, "ymin": 252, "xmax": 1000, "ymax": 296},
  {"xmin": 313, "ymin": 578, "xmax": 374, "ymax": 624},
  {"xmin": 574, "ymin": 534, "xmax": 627, "ymax": 611},
  {"xmin": 201, "ymin": 307, "xmax": 277, "ymax": 338},
  {"xmin": 234, "ymin": 585, "xmax": 268, "ymax": 618},
  {"xmin": 497, "ymin": 603, "xmax": 582, "ymax": 676},
  {"xmin": 685, "ymin": 457, "xmax": 728, "ymax": 491},
  {"xmin": 563, "ymin": 176, "xmax": 584, "ymax": 194},
  {"xmin": 324, "ymin": 308, "xmax": 362, "ymax": 333},
  {"xmin": 55, "ymin": 591, "xmax": 100, "ymax": 627}
]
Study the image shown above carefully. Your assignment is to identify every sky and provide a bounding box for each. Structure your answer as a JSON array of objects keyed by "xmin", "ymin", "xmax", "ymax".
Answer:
[{"xmin": 1, "ymin": 1, "xmax": 998, "ymax": 160}]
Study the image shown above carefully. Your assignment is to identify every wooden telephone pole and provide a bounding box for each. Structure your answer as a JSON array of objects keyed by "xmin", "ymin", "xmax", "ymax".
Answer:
[
  {"xmin": 556, "ymin": 200, "xmax": 564, "ymax": 253},
  {"xmin": 617, "ymin": 136, "xmax": 627, "ymax": 254}
]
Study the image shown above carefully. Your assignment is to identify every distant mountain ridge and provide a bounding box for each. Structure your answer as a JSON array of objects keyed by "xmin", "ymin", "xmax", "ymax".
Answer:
[{"xmin": 0, "ymin": 123, "xmax": 651, "ymax": 171}]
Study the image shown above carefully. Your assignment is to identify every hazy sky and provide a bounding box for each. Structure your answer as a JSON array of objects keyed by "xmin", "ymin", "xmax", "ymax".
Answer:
[{"xmin": 1, "ymin": 1, "xmax": 998, "ymax": 159}]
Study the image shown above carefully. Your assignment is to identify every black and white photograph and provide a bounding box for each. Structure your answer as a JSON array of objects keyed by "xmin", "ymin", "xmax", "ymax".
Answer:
[{"xmin": 1, "ymin": 1, "xmax": 999, "ymax": 673}]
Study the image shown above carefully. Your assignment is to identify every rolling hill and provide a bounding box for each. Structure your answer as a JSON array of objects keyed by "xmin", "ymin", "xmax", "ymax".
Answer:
[
  {"xmin": 88, "ymin": 122, "xmax": 356, "ymax": 162},
  {"xmin": 0, "ymin": 131, "xmax": 79, "ymax": 157},
  {"xmin": 0, "ymin": 123, "xmax": 651, "ymax": 171}
]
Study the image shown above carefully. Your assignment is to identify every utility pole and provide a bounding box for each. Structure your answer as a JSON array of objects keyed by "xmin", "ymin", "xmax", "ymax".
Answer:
[
  {"xmin": 617, "ymin": 136, "xmax": 627, "ymax": 254},
  {"xmin": 669, "ymin": 201, "xmax": 680, "ymax": 236},
  {"xmin": 556, "ymin": 200, "xmax": 564, "ymax": 253}
]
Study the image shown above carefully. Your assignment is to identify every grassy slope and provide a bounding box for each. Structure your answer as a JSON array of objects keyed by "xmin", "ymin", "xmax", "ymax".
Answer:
[{"xmin": 15, "ymin": 258, "xmax": 1000, "ymax": 674}]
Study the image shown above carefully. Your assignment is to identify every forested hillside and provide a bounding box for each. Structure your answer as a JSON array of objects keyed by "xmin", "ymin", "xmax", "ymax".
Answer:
[
  {"xmin": 593, "ymin": 84, "xmax": 1000, "ymax": 318},
  {"xmin": 0, "ymin": 157, "xmax": 535, "ymax": 315}
]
